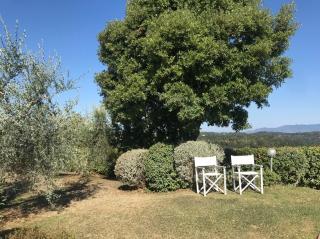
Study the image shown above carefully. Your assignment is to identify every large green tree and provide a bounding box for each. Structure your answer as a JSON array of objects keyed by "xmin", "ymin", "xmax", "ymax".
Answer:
[{"xmin": 96, "ymin": 0, "xmax": 297, "ymax": 148}]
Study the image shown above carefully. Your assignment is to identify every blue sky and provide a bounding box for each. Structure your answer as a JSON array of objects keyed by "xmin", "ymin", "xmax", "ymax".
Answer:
[{"xmin": 1, "ymin": 0, "xmax": 319, "ymax": 131}]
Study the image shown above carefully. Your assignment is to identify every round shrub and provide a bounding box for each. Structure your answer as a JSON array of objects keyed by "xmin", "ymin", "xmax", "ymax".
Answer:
[
  {"xmin": 114, "ymin": 149, "xmax": 148, "ymax": 187},
  {"xmin": 174, "ymin": 141, "xmax": 225, "ymax": 188},
  {"xmin": 145, "ymin": 143, "xmax": 179, "ymax": 192}
]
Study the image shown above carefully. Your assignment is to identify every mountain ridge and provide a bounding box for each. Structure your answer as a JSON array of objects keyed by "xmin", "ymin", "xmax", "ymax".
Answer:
[{"xmin": 248, "ymin": 124, "xmax": 320, "ymax": 133}]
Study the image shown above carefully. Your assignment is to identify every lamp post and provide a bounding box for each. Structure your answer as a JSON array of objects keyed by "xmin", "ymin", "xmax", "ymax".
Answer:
[{"xmin": 267, "ymin": 148, "xmax": 276, "ymax": 172}]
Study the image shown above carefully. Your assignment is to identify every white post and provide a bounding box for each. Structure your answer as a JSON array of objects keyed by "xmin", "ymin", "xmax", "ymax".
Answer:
[{"xmin": 268, "ymin": 148, "xmax": 276, "ymax": 172}]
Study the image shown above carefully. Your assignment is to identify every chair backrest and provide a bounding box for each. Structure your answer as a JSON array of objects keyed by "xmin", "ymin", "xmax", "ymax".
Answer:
[
  {"xmin": 231, "ymin": 155, "xmax": 255, "ymax": 166},
  {"xmin": 194, "ymin": 156, "xmax": 217, "ymax": 167}
]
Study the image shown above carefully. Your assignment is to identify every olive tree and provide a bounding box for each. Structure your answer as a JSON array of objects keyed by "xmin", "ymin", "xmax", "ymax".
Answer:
[
  {"xmin": 96, "ymin": 0, "xmax": 297, "ymax": 148},
  {"xmin": 0, "ymin": 20, "xmax": 73, "ymax": 196}
]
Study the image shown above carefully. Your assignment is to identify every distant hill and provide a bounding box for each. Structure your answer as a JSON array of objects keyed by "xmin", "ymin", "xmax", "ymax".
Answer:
[{"xmin": 248, "ymin": 124, "xmax": 320, "ymax": 133}]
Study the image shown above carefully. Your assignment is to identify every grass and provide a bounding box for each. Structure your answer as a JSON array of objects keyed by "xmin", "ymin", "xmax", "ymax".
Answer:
[{"xmin": 1, "ymin": 175, "xmax": 320, "ymax": 239}]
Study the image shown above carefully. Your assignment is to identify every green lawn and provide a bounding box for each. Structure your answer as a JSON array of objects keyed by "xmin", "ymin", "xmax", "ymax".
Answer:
[{"xmin": 2, "ymin": 175, "xmax": 320, "ymax": 239}]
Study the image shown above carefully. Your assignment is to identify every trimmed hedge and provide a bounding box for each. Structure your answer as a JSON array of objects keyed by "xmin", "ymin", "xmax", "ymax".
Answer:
[
  {"xmin": 174, "ymin": 141, "xmax": 224, "ymax": 188},
  {"xmin": 114, "ymin": 144, "xmax": 320, "ymax": 191},
  {"xmin": 145, "ymin": 143, "xmax": 179, "ymax": 192},
  {"xmin": 234, "ymin": 146, "xmax": 319, "ymax": 188},
  {"xmin": 302, "ymin": 147, "xmax": 320, "ymax": 189}
]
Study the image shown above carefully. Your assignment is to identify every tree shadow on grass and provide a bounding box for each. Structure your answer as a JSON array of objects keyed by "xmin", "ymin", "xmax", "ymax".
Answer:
[
  {"xmin": 0, "ymin": 176, "xmax": 98, "ymax": 226},
  {"xmin": 0, "ymin": 228, "xmax": 18, "ymax": 239},
  {"xmin": 118, "ymin": 185, "xmax": 139, "ymax": 191},
  {"xmin": 1, "ymin": 180, "xmax": 32, "ymax": 206}
]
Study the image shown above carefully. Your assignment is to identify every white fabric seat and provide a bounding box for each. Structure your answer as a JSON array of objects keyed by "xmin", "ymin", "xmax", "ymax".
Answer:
[
  {"xmin": 239, "ymin": 171, "xmax": 259, "ymax": 176},
  {"xmin": 205, "ymin": 172, "xmax": 221, "ymax": 176},
  {"xmin": 194, "ymin": 156, "xmax": 227, "ymax": 196},
  {"xmin": 231, "ymin": 155, "xmax": 264, "ymax": 195}
]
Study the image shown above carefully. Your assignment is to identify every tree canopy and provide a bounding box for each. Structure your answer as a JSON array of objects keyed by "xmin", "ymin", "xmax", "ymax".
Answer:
[{"xmin": 96, "ymin": 0, "xmax": 297, "ymax": 148}]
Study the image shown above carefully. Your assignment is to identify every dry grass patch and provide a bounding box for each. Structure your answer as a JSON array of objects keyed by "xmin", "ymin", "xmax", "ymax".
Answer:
[{"xmin": 1, "ymin": 175, "xmax": 320, "ymax": 239}]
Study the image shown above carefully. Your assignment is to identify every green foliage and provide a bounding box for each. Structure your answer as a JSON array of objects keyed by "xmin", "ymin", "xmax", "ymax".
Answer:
[
  {"xmin": 198, "ymin": 132, "xmax": 320, "ymax": 148},
  {"xmin": 58, "ymin": 107, "xmax": 118, "ymax": 177},
  {"xmin": 114, "ymin": 149, "xmax": 148, "ymax": 187},
  {"xmin": 274, "ymin": 148, "xmax": 308, "ymax": 185},
  {"xmin": 87, "ymin": 107, "xmax": 119, "ymax": 177},
  {"xmin": 302, "ymin": 147, "xmax": 320, "ymax": 189},
  {"xmin": 145, "ymin": 143, "xmax": 179, "ymax": 192},
  {"xmin": 0, "ymin": 20, "xmax": 74, "ymax": 191},
  {"xmin": 56, "ymin": 112, "xmax": 91, "ymax": 174},
  {"xmin": 0, "ymin": 21, "xmax": 118, "ymax": 208},
  {"xmin": 234, "ymin": 147, "xmax": 309, "ymax": 186},
  {"xmin": 174, "ymin": 141, "xmax": 224, "ymax": 188},
  {"xmin": 263, "ymin": 169, "xmax": 281, "ymax": 186},
  {"xmin": 96, "ymin": 0, "xmax": 297, "ymax": 148}
]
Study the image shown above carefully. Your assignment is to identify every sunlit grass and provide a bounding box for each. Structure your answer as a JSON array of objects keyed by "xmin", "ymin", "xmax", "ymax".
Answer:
[{"xmin": 4, "ymin": 177, "xmax": 320, "ymax": 239}]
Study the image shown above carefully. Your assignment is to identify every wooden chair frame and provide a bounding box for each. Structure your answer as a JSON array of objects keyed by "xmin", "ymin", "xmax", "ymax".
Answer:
[
  {"xmin": 231, "ymin": 155, "xmax": 264, "ymax": 195},
  {"xmin": 194, "ymin": 156, "xmax": 227, "ymax": 196}
]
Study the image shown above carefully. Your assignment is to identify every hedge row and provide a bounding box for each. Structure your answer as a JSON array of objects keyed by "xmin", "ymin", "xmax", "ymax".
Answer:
[
  {"xmin": 115, "ymin": 143, "xmax": 320, "ymax": 191},
  {"xmin": 114, "ymin": 141, "xmax": 224, "ymax": 192},
  {"xmin": 232, "ymin": 146, "xmax": 320, "ymax": 189}
]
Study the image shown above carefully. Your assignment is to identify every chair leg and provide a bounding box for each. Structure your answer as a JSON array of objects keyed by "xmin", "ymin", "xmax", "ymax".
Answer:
[
  {"xmin": 195, "ymin": 169, "xmax": 199, "ymax": 194},
  {"xmin": 203, "ymin": 172, "xmax": 206, "ymax": 197},
  {"xmin": 223, "ymin": 167, "xmax": 227, "ymax": 195},
  {"xmin": 260, "ymin": 168, "xmax": 264, "ymax": 194},
  {"xmin": 238, "ymin": 172, "xmax": 242, "ymax": 195},
  {"xmin": 232, "ymin": 168, "xmax": 236, "ymax": 191}
]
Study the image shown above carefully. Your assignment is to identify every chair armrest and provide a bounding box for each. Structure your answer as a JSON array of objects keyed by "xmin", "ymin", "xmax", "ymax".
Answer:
[
  {"xmin": 196, "ymin": 165, "xmax": 223, "ymax": 173},
  {"xmin": 196, "ymin": 166, "xmax": 206, "ymax": 170},
  {"xmin": 212, "ymin": 165, "xmax": 226, "ymax": 173},
  {"xmin": 253, "ymin": 164, "xmax": 263, "ymax": 168},
  {"xmin": 232, "ymin": 165, "xmax": 241, "ymax": 170},
  {"xmin": 214, "ymin": 165, "xmax": 226, "ymax": 169}
]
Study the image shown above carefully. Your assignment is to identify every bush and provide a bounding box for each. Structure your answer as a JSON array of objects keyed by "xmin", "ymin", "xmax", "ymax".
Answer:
[
  {"xmin": 114, "ymin": 149, "xmax": 148, "ymax": 187},
  {"xmin": 145, "ymin": 143, "xmax": 179, "ymax": 192},
  {"xmin": 263, "ymin": 169, "xmax": 281, "ymax": 186},
  {"xmin": 302, "ymin": 147, "xmax": 320, "ymax": 189},
  {"xmin": 234, "ymin": 147, "xmax": 309, "ymax": 186},
  {"xmin": 274, "ymin": 148, "xmax": 308, "ymax": 185},
  {"xmin": 174, "ymin": 141, "xmax": 224, "ymax": 188},
  {"xmin": 59, "ymin": 108, "xmax": 119, "ymax": 177},
  {"xmin": 87, "ymin": 107, "xmax": 119, "ymax": 177}
]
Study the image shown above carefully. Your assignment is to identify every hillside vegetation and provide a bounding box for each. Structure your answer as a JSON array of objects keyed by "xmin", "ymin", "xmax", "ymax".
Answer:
[{"xmin": 198, "ymin": 132, "xmax": 320, "ymax": 148}]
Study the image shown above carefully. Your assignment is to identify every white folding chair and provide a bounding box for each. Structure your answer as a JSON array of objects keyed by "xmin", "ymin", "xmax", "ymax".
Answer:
[
  {"xmin": 194, "ymin": 156, "xmax": 227, "ymax": 196},
  {"xmin": 231, "ymin": 155, "xmax": 264, "ymax": 195}
]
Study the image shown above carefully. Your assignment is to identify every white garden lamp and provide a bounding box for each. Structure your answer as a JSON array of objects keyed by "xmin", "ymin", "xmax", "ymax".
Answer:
[{"xmin": 267, "ymin": 148, "xmax": 276, "ymax": 172}]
